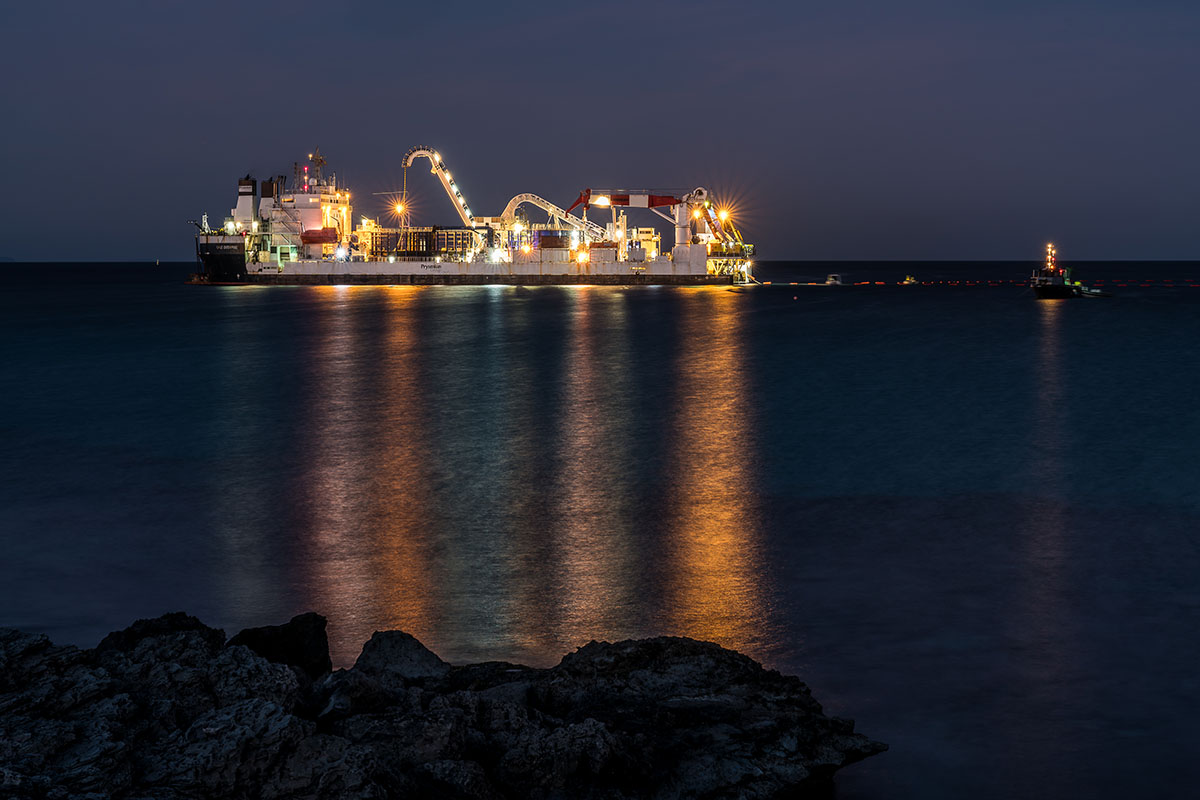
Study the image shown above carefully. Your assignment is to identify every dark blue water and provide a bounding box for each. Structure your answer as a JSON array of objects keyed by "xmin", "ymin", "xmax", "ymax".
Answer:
[{"xmin": 3, "ymin": 261, "xmax": 1199, "ymax": 797}]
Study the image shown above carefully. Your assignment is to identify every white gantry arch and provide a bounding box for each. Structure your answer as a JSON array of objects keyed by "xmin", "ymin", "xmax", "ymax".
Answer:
[{"xmin": 500, "ymin": 193, "xmax": 606, "ymax": 241}]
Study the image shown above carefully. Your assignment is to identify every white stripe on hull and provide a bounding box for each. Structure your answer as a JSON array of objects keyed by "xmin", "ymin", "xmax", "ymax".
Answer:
[{"xmin": 247, "ymin": 260, "xmax": 705, "ymax": 278}]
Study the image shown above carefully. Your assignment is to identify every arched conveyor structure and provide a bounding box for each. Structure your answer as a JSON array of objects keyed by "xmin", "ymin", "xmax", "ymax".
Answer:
[
  {"xmin": 401, "ymin": 145, "xmax": 476, "ymax": 228},
  {"xmin": 500, "ymin": 193, "xmax": 607, "ymax": 242}
]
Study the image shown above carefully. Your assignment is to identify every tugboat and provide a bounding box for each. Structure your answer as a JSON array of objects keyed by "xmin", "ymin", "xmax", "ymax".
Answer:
[
  {"xmin": 1030, "ymin": 243, "xmax": 1077, "ymax": 298},
  {"xmin": 1030, "ymin": 244, "xmax": 1112, "ymax": 299}
]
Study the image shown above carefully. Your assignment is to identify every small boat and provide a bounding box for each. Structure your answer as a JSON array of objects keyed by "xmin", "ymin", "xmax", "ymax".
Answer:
[
  {"xmin": 1077, "ymin": 284, "xmax": 1112, "ymax": 298},
  {"xmin": 900, "ymin": 275, "xmax": 917, "ymax": 285},
  {"xmin": 1031, "ymin": 243, "xmax": 1077, "ymax": 299},
  {"xmin": 825, "ymin": 273, "xmax": 843, "ymax": 286}
]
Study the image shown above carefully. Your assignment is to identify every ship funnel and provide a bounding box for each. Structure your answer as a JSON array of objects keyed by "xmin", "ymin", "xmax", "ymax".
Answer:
[{"xmin": 232, "ymin": 176, "xmax": 259, "ymax": 226}]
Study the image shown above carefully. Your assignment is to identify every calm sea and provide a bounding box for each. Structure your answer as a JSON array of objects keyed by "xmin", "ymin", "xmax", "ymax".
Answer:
[{"xmin": 2, "ymin": 260, "xmax": 1199, "ymax": 797}]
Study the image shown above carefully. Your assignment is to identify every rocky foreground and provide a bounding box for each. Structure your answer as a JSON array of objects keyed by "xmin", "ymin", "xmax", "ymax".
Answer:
[{"xmin": 0, "ymin": 613, "xmax": 885, "ymax": 799}]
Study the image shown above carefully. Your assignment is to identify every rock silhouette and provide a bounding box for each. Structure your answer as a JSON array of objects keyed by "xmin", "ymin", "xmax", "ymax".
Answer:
[{"xmin": 0, "ymin": 613, "xmax": 885, "ymax": 798}]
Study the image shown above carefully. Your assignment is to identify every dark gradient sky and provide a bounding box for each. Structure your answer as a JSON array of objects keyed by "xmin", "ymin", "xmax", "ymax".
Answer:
[{"xmin": 2, "ymin": 0, "xmax": 1196, "ymax": 261}]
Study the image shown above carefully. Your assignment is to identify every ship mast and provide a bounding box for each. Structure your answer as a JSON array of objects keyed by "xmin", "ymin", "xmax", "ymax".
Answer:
[{"xmin": 308, "ymin": 148, "xmax": 327, "ymax": 184}]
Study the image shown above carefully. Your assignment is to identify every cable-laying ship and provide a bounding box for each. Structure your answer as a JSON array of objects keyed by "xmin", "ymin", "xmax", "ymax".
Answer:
[{"xmin": 191, "ymin": 147, "xmax": 755, "ymax": 285}]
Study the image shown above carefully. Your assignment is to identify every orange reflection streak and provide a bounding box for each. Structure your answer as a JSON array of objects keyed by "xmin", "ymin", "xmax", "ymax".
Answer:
[
  {"xmin": 663, "ymin": 289, "xmax": 769, "ymax": 655},
  {"xmin": 491, "ymin": 295, "xmax": 560, "ymax": 658},
  {"xmin": 543, "ymin": 289, "xmax": 639, "ymax": 648},
  {"xmin": 299, "ymin": 287, "xmax": 378, "ymax": 666},
  {"xmin": 361, "ymin": 288, "xmax": 443, "ymax": 659}
]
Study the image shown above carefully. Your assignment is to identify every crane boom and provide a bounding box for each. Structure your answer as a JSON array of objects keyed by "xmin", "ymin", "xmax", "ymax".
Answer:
[{"xmin": 700, "ymin": 205, "xmax": 735, "ymax": 244}]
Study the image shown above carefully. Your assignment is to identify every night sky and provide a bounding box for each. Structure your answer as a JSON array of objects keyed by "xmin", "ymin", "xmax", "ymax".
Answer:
[{"xmin": 2, "ymin": 0, "xmax": 1196, "ymax": 261}]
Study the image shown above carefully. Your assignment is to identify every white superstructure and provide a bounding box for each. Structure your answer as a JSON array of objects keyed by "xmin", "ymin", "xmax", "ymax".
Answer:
[{"xmin": 194, "ymin": 147, "xmax": 755, "ymax": 285}]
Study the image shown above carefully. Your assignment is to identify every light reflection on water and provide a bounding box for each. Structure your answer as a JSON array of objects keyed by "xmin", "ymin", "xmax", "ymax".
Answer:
[
  {"xmin": 6, "ymin": 263, "xmax": 1200, "ymax": 799},
  {"xmin": 279, "ymin": 286, "xmax": 776, "ymax": 667},
  {"xmin": 1009, "ymin": 299, "xmax": 1080, "ymax": 769},
  {"xmin": 547, "ymin": 290, "xmax": 640, "ymax": 646},
  {"xmin": 211, "ymin": 288, "xmax": 275, "ymax": 617},
  {"xmin": 299, "ymin": 287, "xmax": 377, "ymax": 657},
  {"xmin": 1023, "ymin": 299, "xmax": 1072, "ymax": 657},
  {"xmin": 662, "ymin": 290, "xmax": 769, "ymax": 652},
  {"xmin": 361, "ymin": 289, "xmax": 442, "ymax": 651}
]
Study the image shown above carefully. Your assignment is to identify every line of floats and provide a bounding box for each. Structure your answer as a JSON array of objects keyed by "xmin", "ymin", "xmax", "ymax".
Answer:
[
  {"xmin": 757, "ymin": 245, "xmax": 1196, "ymax": 296},
  {"xmin": 760, "ymin": 278, "xmax": 1199, "ymax": 287}
]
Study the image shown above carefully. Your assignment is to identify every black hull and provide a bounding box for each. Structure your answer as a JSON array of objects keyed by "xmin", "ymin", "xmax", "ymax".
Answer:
[
  {"xmin": 1033, "ymin": 284, "xmax": 1076, "ymax": 299},
  {"xmin": 195, "ymin": 236, "xmax": 248, "ymax": 283}
]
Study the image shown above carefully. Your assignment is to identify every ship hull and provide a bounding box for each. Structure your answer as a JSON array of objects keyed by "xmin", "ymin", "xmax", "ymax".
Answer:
[
  {"xmin": 207, "ymin": 272, "xmax": 737, "ymax": 286},
  {"xmin": 1032, "ymin": 283, "xmax": 1077, "ymax": 299},
  {"xmin": 193, "ymin": 245, "xmax": 743, "ymax": 286},
  {"xmin": 195, "ymin": 235, "xmax": 249, "ymax": 283}
]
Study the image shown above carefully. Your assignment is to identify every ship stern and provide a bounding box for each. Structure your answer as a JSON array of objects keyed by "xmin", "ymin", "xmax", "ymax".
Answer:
[{"xmin": 194, "ymin": 234, "xmax": 248, "ymax": 283}]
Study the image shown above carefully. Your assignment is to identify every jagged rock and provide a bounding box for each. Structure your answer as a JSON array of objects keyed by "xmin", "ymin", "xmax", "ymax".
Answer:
[
  {"xmin": 0, "ymin": 630, "xmax": 133, "ymax": 797},
  {"xmin": 210, "ymin": 644, "xmax": 302, "ymax": 709},
  {"xmin": 416, "ymin": 758, "xmax": 504, "ymax": 800},
  {"xmin": 353, "ymin": 629, "xmax": 450, "ymax": 686},
  {"xmin": 140, "ymin": 698, "xmax": 314, "ymax": 795},
  {"xmin": 227, "ymin": 612, "xmax": 333, "ymax": 681},
  {"xmin": 314, "ymin": 668, "xmax": 396, "ymax": 721},
  {"xmin": 94, "ymin": 612, "xmax": 224, "ymax": 655},
  {"xmin": 530, "ymin": 637, "xmax": 887, "ymax": 797},
  {"xmin": 495, "ymin": 716, "xmax": 620, "ymax": 795},
  {"xmin": 0, "ymin": 615, "xmax": 885, "ymax": 799},
  {"xmin": 443, "ymin": 661, "xmax": 541, "ymax": 695}
]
